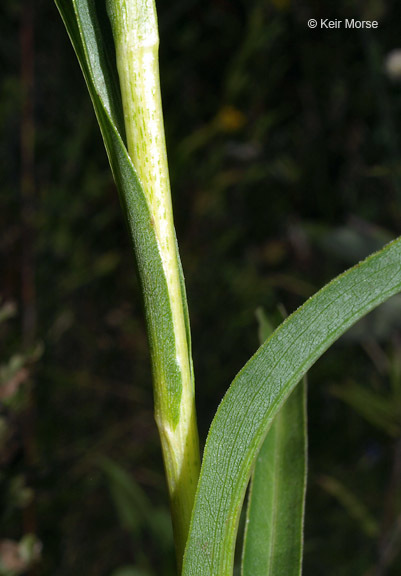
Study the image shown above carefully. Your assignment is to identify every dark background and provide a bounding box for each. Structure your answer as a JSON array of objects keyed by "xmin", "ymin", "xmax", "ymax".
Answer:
[{"xmin": 1, "ymin": 0, "xmax": 401, "ymax": 574}]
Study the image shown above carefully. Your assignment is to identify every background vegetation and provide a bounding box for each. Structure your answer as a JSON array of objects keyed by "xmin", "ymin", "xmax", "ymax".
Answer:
[{"xmin": 1, "ymin": 0, "xmax": 401, "ymax": 574}]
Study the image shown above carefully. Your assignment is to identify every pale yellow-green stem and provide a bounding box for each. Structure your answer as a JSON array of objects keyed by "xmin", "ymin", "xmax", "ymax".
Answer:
[{"xmin": 107, "ymin": 0, "xmax": 200, "ymax": 567}]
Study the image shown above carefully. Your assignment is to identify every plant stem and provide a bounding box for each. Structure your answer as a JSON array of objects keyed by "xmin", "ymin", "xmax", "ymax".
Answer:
[
  {"xmin": 107, "ymin": 0, "xmax": 200, "ymax": 565},
  {"xmin": 20, "ymin": 4, "xmax": 39, "ymax": 573}
]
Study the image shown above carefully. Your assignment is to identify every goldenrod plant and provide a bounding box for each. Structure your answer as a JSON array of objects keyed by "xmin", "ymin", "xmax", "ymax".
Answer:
[{"xmin": 55, "ymin": 1, "xmax": 401, "ymax": 574}]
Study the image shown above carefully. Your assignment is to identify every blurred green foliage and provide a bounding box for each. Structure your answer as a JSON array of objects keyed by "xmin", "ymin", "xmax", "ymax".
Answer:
[{"xmin": 1, "ymin": 0, "xmax": 401, "ymax": 574}]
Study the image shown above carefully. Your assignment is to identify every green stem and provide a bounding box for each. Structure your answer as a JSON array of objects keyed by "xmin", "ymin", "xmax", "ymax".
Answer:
[{"xmin": 107, "ymin": 0, "xmax": 200, "ymax": 566}]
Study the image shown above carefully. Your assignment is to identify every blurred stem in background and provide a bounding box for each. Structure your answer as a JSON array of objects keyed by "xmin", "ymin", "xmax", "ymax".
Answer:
[
  {"xmin": 362, "ymin": 30, "xmax": 401, "ymax": 201},
  {"xmin": 20, "ymin": 0, "xmax": 38, "ymax": 573}
]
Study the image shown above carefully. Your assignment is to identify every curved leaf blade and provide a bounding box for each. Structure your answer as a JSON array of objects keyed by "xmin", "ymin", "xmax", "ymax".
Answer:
[{"xmin": 183, "ymin": 237, "xmax": 401, "ymax": 576}]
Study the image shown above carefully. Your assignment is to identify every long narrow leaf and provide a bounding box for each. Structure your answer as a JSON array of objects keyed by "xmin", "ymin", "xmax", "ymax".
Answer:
[
  {"xmin": 183, "ymin": 237, "xmax": 401, "ymax": 576},
  {"xmin": 242, "ymin": 307, "xmax": 307, "ymax": 576},
  {"xmin": 242, "ymin": 382, "xmax": 306, "ymax": 576}
]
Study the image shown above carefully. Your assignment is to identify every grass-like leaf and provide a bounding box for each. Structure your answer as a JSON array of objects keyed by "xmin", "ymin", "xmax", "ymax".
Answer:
[
  {"xmin": 242, "ymin": 308, "xmax": 307, "ymax": 576},
  {"xmin": 242, "ymin": 310, "xmax": 307, "ymax": 576},
  {"xmin": 183, "ymin": 237, "xmax": 401, "ymax": 576},
  {"xmin": 242, "ymin": 382, "xmax": 306, "ymax": 576}
]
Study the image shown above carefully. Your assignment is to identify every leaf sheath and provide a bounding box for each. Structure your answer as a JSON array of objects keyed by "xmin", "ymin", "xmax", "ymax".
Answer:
[{"xmin": 55, "ymin": 0, "xmax": 200, "ymax": 563}]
